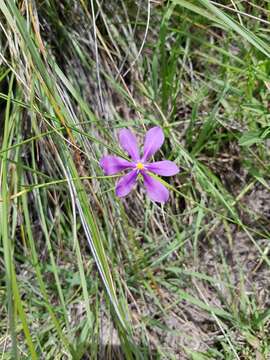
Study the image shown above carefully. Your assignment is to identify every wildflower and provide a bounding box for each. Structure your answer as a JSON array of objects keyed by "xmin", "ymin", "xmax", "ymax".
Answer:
[{"xmin": 100, "ymin": 127, "xmax": 179, "ymax": 203}]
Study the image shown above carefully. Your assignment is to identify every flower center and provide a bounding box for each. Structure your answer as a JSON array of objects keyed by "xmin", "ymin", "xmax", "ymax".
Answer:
[{"xmin": 136, "ymin": 162, "xmax": 144, "ymax": 170}]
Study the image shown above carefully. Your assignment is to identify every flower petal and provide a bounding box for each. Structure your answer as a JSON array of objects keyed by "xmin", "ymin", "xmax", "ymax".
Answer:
[
  {"xmin": 116, "ymin": 170, "xmax": 138, "ymax": 197},
  {"xmin": 147, "ymin": 160, "xmax": 179, "ymax": 176},
  {"xmin": 142, "ymin": 173, "xmax": 169, "ymax": 203},
  {"xmin": 142, "ymin": 126, "xmax": 164, "ymax": 161},
  {"xmin": 119, "ymin": 128, "xmax": 140, "ymax": 160},
  {"xmin": 100, "ymin": 156, "xmax": 132, "ymax": 175}
]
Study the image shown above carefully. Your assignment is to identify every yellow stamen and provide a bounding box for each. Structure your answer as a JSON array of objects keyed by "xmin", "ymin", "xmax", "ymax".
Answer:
[{"xmin": 136, "ymin": 162, "xmax": 144, "ymax": 170}]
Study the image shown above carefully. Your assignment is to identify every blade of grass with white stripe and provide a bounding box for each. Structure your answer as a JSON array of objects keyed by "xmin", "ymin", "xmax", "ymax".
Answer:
[
  {"xmin": 0, "ymin": 74, "xmax": 18, "ymax": 358},
  {"xmin": 7, "ymin": 86, "xmax": 38, "ymax": 358}
]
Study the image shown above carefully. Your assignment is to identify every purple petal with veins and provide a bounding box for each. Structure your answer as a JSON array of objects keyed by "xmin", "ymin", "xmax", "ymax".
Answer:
[
  {"xmin": 116, "ymin": 170, "xmax": 138, "ymax": 197},
  {"xmin": 142, "ymin": 172, "xmax": 169, "ymax": 203},
  {"xmin": 119, "ymin": 128, "xmax": 140, "ymax": 161},
  {"xmin": 142, "ymin": 126, "xmax": 164, "ymax": 161},
  {"xmin": 146, "ymin": 160, "xmax": 179, "ymax": 176},
  {"xmin": 100, "ymin": 156, "xmax": 133, "ymax": 175}
]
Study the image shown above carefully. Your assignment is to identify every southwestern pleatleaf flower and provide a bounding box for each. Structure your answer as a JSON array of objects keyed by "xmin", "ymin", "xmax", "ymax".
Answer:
[{"xmin": 100, "ymin": 127, "xmax": 179, "ymax": 203}]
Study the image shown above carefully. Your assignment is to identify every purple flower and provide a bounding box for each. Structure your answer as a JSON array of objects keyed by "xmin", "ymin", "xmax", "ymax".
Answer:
[{"xmin": 100, "ymin": 127, "xmax": 179, "ymax": 203}]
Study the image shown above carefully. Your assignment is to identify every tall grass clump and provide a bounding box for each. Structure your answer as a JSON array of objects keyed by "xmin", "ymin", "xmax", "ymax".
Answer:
[{"xmin": 0, "ymin": 1, "xmax": 270, "ymax": 359}]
